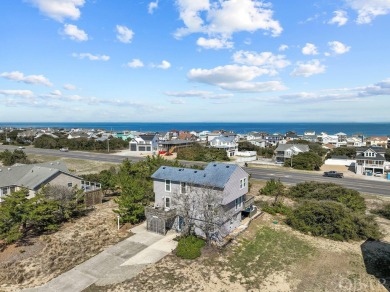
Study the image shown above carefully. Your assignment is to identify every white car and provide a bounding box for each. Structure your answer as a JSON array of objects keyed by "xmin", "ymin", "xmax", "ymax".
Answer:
[
  {"xmin": 374, "ymin": 172, "xmax": 383, "ymax": 177},
  {"xmin": 18, "ymin": 146, "xmax": 25, "ymax": 149}
]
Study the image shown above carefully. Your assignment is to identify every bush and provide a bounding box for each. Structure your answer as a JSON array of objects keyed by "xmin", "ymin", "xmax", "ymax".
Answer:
[
  {"xmin": 176, "ymin": 235, "xmax": 205, "ymax": 259},
  {"xmin": 286, "ymin": 201, "xmax": 381, "ymax": 241},
  {"xmin": 284, "ymin": 152, "xmax": 323, "ymax": 170},
  {"xmin": 177, "ymin": 143, "xmax": 229, "ymax": 162},
  {"xmin": 288, "ymin": 182, "xmax": 366, "ymax": 213},
  {"xmin": 260, "ymin": 201, "xmax": 291, "ymax": 216},
  {"xmin": 372, "ymin": 203, "xmax": 390, "ymax": 220},
  {"xmin": 259, "ymin": 179, "xmax": 285, "ymax": 196}
]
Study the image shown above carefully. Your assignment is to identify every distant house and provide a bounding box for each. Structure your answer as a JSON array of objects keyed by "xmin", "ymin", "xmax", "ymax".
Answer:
[
  {"xmin": 129, "ymin": 134, "xmax": 159, "ymax": 153},
  {"xmin": 209, "ymin": 135, "xmax": 238, "ymax": 157},
  {"xmin": 355, "ymin": 146, "xmax": 386, "ymax": 175},
  {"xmin": 346, "ymin": 136, "xmax": 366, "ymax": 147},
  {"xmin": 366, "ymin": 136, "xmax": 388, "ymax": 148},
  {"xmin": 0, "ymin": 161, "xmax": 100, "ymax": 202},
  {"xmin": 145, "ymin": 162, "xmax": 256, "ymax": 240},
  {"xmin": 274, "ymin": 144, "xmax": 310, "ymax": 163},
  {"xmin": 248, "ymin": 138, "xmax": 266, "ymax": 148}
]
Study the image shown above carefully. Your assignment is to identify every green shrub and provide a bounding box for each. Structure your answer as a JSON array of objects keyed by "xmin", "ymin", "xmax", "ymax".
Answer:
[
  {"xmin": 286, "ymin": 201, "xmax": 381, "ymax": 241},
  {"xmin": 259, "ymin": 179, "xmax": 285, "ymax": 196},
  {"xmin": 260, "ymin": 201, "xmax": 291, "ymax": 216},
  {"xmin": 288, "ymin": 182, "xmax": 366, "ymax": 213},
  {"xmin": 176, "ymin": 235, "xmax": 205, "ymax": 259},
  {"xmin": 372, "ymin": 203, "xmax": 390, "ymax": 220}
]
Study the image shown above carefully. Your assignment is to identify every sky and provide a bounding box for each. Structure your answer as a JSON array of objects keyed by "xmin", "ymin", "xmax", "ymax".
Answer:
[{"xmin": 1, "ymin": 0, "xmax": 390, "ymax": 123}]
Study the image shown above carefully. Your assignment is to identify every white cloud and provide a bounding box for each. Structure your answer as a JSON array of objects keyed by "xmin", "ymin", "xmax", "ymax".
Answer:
[
  {"xmin": 148, "ymin": 0, "xmax": 159, "ymax": 14},
  {"xmin": 291, "ymin": 60, "xmax": 326, "ymax": 77},
  {"xmin": 116, "ymin": 25, "xmax": 134, "ymax": 43},
  {"xmin": 328, "ymin": 10, "xmax": 348, "ymax": 26},
  {"xmin": 0, "ymin": 89, "xmax": 34, "ymax": 97},
  {"xmin": 278, "ymin": 44, "xmax": 288, "ymax": 51},
  {"xmin": 275, "ymin": 77, "xmax": 390, "ymax": 103},
  {"xmin": 27, "ymin": 0, "xmax": 85, "ymax": 22},
  {"xmin": 126, "ymin": 59, "xmax": 144, "ymax": 68},
  {"xmin": 169, "ymin": 99, "xmax": 186, "ymax": 104},
  {"xmin": 345, "ymin": 0, "xmax": 390, "ymax": 24},
  {"xmin": 154, "ymin": 60, "xmax": 171, "ymax": 69},
  {"xmin": 1, "ymin": 71, "xmax": 53, "ymax": 86},
  {"xmin": 63, "ymin": 83, "xmax": 77, "ymax": 90},
  {"xmin": 175, "ymin": 0, "xmax": 282, "ymax": 39},
  {"xmin": 328, "ymin": 41, "xmax": 351, "ymax": 55},
  {"xmin": 62, "ymin": 24, "xmax": 88, "ymax": 41},
  {"xmin": 196, "ymin": 37, "xmax": 234, "ymax": 49},
  {"xmin": 164, "ymin": 90, "xmax": 233, "ymax": 99},
  {"xmin": 187, "ymin": 65, "xmax": 287, "ymax": 92},
  {"xmin": 72, "ymin": 53, "xmax": 110, "ymax": 61},
  {"xmin": 232, "ymin": 51, "xmax": 290, "ymax": 72},
  {"xmin": 302, "ymin": 43, "xmax": 318, "ymax": 55}
]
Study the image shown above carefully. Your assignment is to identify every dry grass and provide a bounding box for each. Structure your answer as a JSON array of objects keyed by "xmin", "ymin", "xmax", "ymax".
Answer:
[
  {"xmin": 93, "ymin": 210, "xmax": 388, "ymax": 292},
  {"xmin": 27, "ymin": 154, "xmax": 119, "ymax": 175},
  {"xmin": 0, "ymin": 201, "xmax": 130, "ymax": 291}
]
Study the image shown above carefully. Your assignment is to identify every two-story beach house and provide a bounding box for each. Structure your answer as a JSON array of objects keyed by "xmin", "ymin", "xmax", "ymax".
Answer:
[
  {"xmin": 274, "ymin": 144, "xmax": 310, "ymax": 163},
  {"xmin": 129, "ymin": 134, "xmax": 159, "ymax": 154},
  {"xmin": 355, "ymin": 146, "xmax": 386, "ymax": 175},
  {"xmin": 209, "ymin": 135, "xmax": 238, "ymax": 157},
  {"xmin": 145, "ymin": 163, "xmax": 256, "ymax": 241}
]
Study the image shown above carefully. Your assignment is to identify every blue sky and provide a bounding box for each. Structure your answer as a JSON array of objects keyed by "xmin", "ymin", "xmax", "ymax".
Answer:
[{"xmin": 1, "ymin": 0, "xmax": 390, "ymax": 123}]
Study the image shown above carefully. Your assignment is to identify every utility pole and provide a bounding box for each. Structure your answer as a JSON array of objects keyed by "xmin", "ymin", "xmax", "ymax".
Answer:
[
  {"xmin": 107, "ymin": 139, "xmax": 110, "ymax": 153},
  {"xmin": 290, "ymin": 150, "xmax": 294, "ymax": 168}
]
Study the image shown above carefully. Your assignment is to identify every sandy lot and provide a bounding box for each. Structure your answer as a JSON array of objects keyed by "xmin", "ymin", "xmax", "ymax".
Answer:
[{"xmin": 0, "ymin": 200, "xmax": 131, "ymax": 291}]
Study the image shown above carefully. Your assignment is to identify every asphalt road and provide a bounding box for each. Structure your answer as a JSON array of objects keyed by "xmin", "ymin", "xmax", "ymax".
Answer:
[{"xmin": 1, "ymin": 145, "xmax": 389, "ymax": 196}]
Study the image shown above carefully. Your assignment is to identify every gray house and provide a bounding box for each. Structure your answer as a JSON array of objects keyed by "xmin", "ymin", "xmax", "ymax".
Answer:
[
  {"xmin": 0, "ymin": 161, "xmax": 100, "ymax": 202},
  {"xmin": 145, "ymin": 162, "xmax": 255, "ymax": 241},
  {"xmin": 274, "ymin": 144, "xmax": 310, "ymax": 163}
]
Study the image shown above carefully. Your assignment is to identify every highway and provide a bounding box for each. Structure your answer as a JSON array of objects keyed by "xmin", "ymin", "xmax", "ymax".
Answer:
[{"xmin": 1, "ymin": 145, "xmax": 389, "ymax": 196}]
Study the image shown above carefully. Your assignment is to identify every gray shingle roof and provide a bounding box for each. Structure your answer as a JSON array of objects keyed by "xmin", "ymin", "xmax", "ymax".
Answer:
[
  {"xmin": 151, "ymin": 162, "xmax": 238, "ymax": 189},
  {"xmin": 0, "ymin": 161, "xmax": 78, "ymax": 190},
  {"xmin": 275, "ymin": 144, "xmax": 310, "ymax": 152}
]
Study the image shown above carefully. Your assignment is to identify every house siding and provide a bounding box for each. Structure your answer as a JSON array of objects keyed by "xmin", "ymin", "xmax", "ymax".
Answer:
[
  {"xmin": 44, "ymin": 172, "xmax": 82, "ymax": 190},
  {"xmin": 222, "ymin": 167, "xmax": 248, "ymax": 205}
]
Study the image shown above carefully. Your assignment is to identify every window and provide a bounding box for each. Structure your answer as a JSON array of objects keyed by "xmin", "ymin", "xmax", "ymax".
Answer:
[
  {"xmin": 235, "ymin": 196, "xmax": 243, "ymax": 210},
  {"xmin": 180, "ymin": 182, "xmax": 186, "ymax": 194},
  {"xmin": 165, "ymin": 180, "xmax": 171, "ymax": 192},
  {"xmin": 240, "ymin": 178, "xmax": 247, "ymax": 189},
  {"xmin": 165, "ymin": 197, "xmax": 171, "ymax": 208},
  {"xmin": 67, "ymin": 182, "xmax": 73, "ymax": 188}
]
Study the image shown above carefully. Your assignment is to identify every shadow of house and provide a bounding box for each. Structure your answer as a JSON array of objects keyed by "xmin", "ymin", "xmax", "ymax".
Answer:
[{"xmin": 361, "ymin": 239, "xmax": 390, "ymax": 291}]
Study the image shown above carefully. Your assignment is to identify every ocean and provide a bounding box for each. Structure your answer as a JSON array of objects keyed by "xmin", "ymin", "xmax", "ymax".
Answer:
[{"xmin": 0, "ymin": 122, "xmax": 389, "ymax": 137}]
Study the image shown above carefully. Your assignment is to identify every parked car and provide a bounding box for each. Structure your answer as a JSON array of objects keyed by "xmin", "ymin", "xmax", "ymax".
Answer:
[
  {"xmin": 323, "ymin": 171, "xmax": 343, "ymax": 178},
  {"xmin": 60, "ymin": 147, "xmax": 69, "ymax": 152},
  {"xmin": 374, "ymin": 172, "xmax": 383, "ymax": 177},
  {"xmin": 18, "ymin": 146, "xmax": 25, "ymax": 149}
]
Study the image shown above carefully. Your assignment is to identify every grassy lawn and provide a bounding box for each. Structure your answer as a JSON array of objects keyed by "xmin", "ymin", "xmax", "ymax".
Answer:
[{"xmin": 228, "ymin": 226, "xmax": 315, "ymax": 286}]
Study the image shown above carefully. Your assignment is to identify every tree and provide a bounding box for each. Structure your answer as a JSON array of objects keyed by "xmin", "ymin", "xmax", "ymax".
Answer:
[
  {"xmin": 0, "ymin": 190, "xmax": 31, "ymax": 243},
  {"xmin": 285, "ymin": 152, "xmax": 323, "ymax": 170},
  {"xmin": 326, "ymin": 147, "xmax": 357, "ymax": 159},
  {"xmin": 259, "ymin": 179, "xmax": 285, "ymax": 204},
  {"xmin": 173, "ymin": 184, "xmax": 227, "ymax": 245},
  {"xmin": 41, "ymin": 185, "xmax": 84, "ymax": 221},
  {"xmin": 0, "ymin": 149, "xmax": 30, "ymax": 166},
  {"xmin": 385, "ymin": 149, "xmax": 390, "ymax": 162}
]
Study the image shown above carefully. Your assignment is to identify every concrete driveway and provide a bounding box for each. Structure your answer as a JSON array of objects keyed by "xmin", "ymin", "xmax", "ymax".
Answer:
[{"xmin": 22, "ymin": 223, "xmax": 177, "ymax": 292}]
